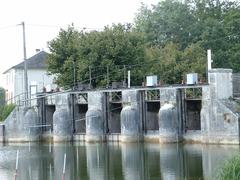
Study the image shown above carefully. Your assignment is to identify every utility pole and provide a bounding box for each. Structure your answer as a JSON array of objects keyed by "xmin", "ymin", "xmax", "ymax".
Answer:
[{"xmin": 20, "ymin": 22, "xmax": 28, "ymax": 105}]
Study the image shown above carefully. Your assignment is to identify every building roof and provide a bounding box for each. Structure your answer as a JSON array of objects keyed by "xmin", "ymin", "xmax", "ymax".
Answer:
[{"xmin": 3, "ymin": 51, "xmax": 49, "ymax": 74}]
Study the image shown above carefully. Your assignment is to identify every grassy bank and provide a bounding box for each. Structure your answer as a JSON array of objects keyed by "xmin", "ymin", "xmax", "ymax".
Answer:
[
  {"xmin": 216, "ymin": 155, "xmax": 240, "ymax": 180},
  {"xmin": 0, "ymin": 104, "xmax": 15, "ymax": 122}
]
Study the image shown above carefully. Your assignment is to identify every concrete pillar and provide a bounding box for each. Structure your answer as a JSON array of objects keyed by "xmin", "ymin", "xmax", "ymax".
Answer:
[
  {"xmin": 86, "ymin": 92, "xmax": 105, "ymax": 142},
  {"xmin": 53, "ymin": 94, "xmax": 72, "ymax": 142},
  {"xmin": 159, "ymin": 88, "xmax": 182, "ymax": 143},
  {"xmin": 120, "ymin": 90, "xmax": 142, "ymax": 142},
  {"xmin": 24, "ymin": 108, "xmax": 40, "ymax": 141}
]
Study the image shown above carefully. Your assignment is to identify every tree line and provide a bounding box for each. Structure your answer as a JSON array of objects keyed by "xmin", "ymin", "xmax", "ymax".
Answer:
[{"xmin": 47, "ymin": 0, "xmax": 240, "ymax": 89}]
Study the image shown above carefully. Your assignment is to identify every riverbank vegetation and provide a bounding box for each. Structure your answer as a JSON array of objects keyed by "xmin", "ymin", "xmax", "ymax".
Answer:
[
  {"xmin": 47, "ymin": 0, "xmax": 240, "ymax": 89},
  {"xmin": 0, "ymin": 87, "xmax": 15, "ymax": 122},
  {"xmin": 216, "ymin": 155, "xmax": 240, "ymax": 180},
  {"xmin": 0, "ymin": 104, "xmax": 15, "ymax": 122}
]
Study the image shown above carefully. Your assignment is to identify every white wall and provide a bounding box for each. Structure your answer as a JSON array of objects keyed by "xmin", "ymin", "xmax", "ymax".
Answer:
[
  {"xmin": 4, "ymin": 69, "xmax": 15, "ymax": 103},
  {"xmin": 4, "ymin": 68, "xmax": 55, "ymax": 103}
]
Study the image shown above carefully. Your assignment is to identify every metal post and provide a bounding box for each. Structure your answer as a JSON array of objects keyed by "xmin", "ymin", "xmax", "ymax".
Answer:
[
  {"xmin": 107, "ymin": 65, "xmax": 109, "ymax": 88},
  {"xmin": 89, "ymin": 66, "xmax": 92, "ymax": 88},
  {"xmin": 207, "ymin": 49, "xmax": 212, "ymax": 83},
  {"xmin": 123, "ymin": 65, "xmax": 126, "ymax": 86},
  {"xmin": 128, "ymin": 70, "xmax": 131, "ymax": 88},
  {"xmin": 207, "ymin": 49, "xmax": 212, "ymax": 71},
  {"xmin": 73, "ymin": 60, "xmax": 76, "ymax": 90},
  {"xmin": 21, "ymin": 22, "xmax": 28, "ymax": 106}
]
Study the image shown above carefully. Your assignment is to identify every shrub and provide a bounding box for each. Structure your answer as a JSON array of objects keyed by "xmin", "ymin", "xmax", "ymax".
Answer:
[
  {"xmin": 0, "ymin": 104, "xmax": 15, "ymax": 122},
  {"xmin": 216, "ymin": 155, "xmax": 240, "ymax": 180}
]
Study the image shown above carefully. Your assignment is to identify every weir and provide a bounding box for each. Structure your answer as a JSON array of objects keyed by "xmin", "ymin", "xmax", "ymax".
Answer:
[{"xmin": 1, "ymin": 68, "xmax": 240, "ymax": 144}]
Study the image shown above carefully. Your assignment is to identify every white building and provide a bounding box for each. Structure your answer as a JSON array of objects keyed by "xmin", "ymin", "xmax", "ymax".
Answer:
[{"xmin": 3, "ymin": 51, "xmax": 55, "ymax": 103}]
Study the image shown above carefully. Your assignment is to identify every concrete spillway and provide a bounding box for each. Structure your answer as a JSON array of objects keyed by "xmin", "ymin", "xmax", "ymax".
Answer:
[{"xmin": 1, "ymin": 68, "xmax": 240, "ymax": 144}]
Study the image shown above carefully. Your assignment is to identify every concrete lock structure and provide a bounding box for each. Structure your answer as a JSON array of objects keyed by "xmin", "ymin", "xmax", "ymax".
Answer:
[
  {"xmin": 53, "ymin": 94, "xmax": 72, "ymax": 142},
  {"xmin": 85, "ymin": 92, "xmax": 105, "ymax": 142},
  {"xmin": 120, "ymin": 90, "xmax": 142, "ymax": 142},
  {"xmin": 3, "ymin": 107, "xmax": 40, "ymax": 142},
  {"xmin": 1, "ymin": 68, "xmax": 240, "ymax": 144},
  {"xmin": 159, "ymin": 88, "xmax": 182, "ymax": 143}
]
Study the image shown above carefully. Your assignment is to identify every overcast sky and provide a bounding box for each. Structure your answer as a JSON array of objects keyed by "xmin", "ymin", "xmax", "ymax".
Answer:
[{"xmin": 0, "ymin": 0, "xmax": 159, "ymax": 87}]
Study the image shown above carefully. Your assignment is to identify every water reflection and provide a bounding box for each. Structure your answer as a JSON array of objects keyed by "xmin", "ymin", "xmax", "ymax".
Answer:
[{"xmin": 0, "ymin": 142, "xmax": 238, "ymax": 180}]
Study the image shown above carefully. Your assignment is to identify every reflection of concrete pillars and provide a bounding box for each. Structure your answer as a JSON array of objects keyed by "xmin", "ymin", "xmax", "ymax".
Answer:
[
  {"xmin": 159, "ymin": 144, "xmax": 184, "ymax": 180},
  {"xmin": 53, "ymin": 94, "xmax": 72, "ymax": 142},
  {"xmin": 120, "ymin": 90, "xmax": 142, "ymax": 142},
  {"xmin": 86, "ymin": 92, "xmax": 105, "ymax": 142},
  {"xmin": 15, "ymin": 144, "xmax": 53, "ymax": 180},
  {"xmin": 53, "ymin": 143, "xmax": 75, "ymax": 180},
  {"xmin": 121, "ymin": 143, "xmax": 144, "ymax": 180},
  {"xmin": 86, "ymin": 144, "xmax": 108, "ymax": 180}
]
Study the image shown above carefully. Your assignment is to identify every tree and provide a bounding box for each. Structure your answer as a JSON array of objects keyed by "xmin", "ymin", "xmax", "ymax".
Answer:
[
  {"xmin": 134, "ymin": 0, "xmax": 240, "ymax": 72},
  {"xmin": 135, "ymin": 0, "xmax": 197, "ymax": 49},
  {"xmin": 47, "ymin": 25, "xmax": 81, "ymax": 88},
  {"xmin": 47, "ymin": 24, "xmax": 146, "ymax": 89},
  {"xmin": 145, "ymin": 42, "xmax": 206, "ymax": 84}
]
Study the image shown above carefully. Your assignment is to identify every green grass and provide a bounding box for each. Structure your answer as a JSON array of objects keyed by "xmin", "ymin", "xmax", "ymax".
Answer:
[
  {"xmin": 216, "ymin": 155, "xmax": 240, "ymax": 180},
  {"xmin": 0, "ymin": 104, "xmax": 15, "ymax": 122}
]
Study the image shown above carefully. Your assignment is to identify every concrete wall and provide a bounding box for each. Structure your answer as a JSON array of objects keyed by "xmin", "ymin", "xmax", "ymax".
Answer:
[
  {"xmin": 208, "ymin": 69, "xmax": 233, "ymax": 99},
  {"xmin": 201, "ymin": 69, "xmax": 240, "ymax": 144}
]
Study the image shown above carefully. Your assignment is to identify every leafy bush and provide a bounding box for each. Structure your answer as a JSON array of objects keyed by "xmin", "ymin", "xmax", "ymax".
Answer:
[
  {"xmin": 216, "ymin": 155, "xmax": 240, "ymax": 180},
  {"xmin": 0, "ymin": 104, "xmax": 15, "ymax": 122}
]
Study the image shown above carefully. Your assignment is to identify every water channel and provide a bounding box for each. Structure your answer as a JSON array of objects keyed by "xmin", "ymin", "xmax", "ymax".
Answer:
[{"xmin": 0, "ymin": 142, "xmax": 238, "ymax": 180}]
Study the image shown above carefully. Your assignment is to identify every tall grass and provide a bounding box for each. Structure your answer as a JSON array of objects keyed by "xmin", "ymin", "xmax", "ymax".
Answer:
[
  {"xmin": 0, "ymin": 104, "xmax": 15, "ymax": 122},
  {"xmin": 216, "ymin": 155, "xmax": 240, "ymax": 180}
]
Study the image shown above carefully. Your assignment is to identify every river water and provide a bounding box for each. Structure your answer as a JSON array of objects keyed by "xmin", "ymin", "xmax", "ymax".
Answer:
[{"xmin": 0, "ymin": 142, "xmax": 238, "ymax": 180}]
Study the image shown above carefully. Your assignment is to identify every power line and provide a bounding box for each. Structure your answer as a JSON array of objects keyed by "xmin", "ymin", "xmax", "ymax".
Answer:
[
  {"xmin": 0, "ymin": 24, "xmax": 18, "ymax": 31},
  {"xmin": 26, "ymin": 23, "xmax": 104, "ymax": 31}
]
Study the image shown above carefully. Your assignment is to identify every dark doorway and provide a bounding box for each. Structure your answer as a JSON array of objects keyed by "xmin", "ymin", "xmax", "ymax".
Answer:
[
  {"xmin": 185, "ymin": 100, "xmax": 201, "ymax": 130},
  {"xmin": 145, "ymin": 102, "xmax": 160, "ymax": 132}
]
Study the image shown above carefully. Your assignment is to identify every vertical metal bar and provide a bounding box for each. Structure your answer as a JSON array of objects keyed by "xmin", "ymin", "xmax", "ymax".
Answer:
[
  {"xmin": 107, "ymin": 65, "xmax": 109, "ymax": 88},
  {"xmin": 128, "ymin": 70, "xmax": 130, "ymax": 88},
  {"xmin": 89, "ymin": 66, "xmax": 91, "ymax": 88}
]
